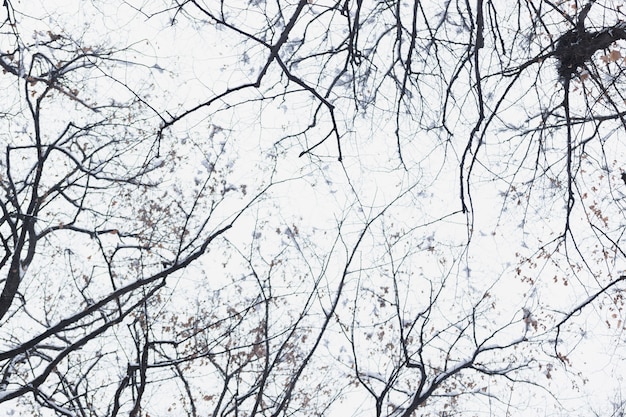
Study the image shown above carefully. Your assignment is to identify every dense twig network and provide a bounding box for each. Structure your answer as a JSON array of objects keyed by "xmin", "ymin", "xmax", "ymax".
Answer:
[{"xmin": 1, "ymin": 1, "xmax": 626, "ymax": 416}]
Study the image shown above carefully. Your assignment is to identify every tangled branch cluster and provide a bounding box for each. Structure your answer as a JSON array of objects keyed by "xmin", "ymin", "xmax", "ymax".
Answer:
[{"xmin": 555, "ymin": 22, "xmax": 626, "ymax": 78}]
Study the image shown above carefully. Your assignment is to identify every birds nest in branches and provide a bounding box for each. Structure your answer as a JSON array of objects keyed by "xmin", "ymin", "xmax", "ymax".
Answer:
[{"xmin": 554, "ymin": 22, "xmax": 626, "ymax": 79}]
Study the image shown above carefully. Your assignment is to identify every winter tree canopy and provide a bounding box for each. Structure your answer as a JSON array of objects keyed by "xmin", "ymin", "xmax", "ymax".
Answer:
[{"xmin": 1, "ymin": 0, "xmax": 626, "ymax": 416}]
